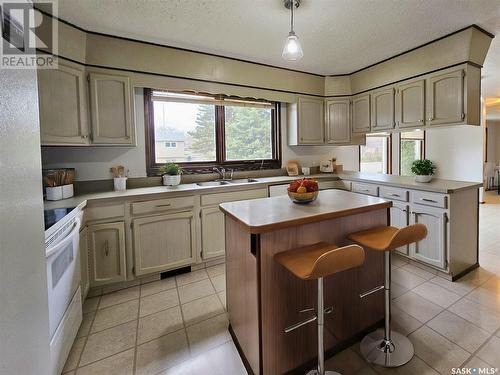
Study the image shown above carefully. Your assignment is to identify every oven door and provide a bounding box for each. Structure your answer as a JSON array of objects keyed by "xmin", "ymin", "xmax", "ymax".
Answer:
[{"xmin": 46, "ymin": 218, "xmax": 81, "ymax": 338}]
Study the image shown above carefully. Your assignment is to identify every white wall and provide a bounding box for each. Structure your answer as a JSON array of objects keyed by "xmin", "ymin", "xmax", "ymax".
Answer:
[
  {"xmin": 0, "ymin": 65, "xmax": 51, "ymax": 372},
  {"xmin": 42, "ymin": 95, "xmax": 360, "ymax": 181},
  {"xmin": 426, "ymin": 125, "xmax": 484, "ymax": 182}
]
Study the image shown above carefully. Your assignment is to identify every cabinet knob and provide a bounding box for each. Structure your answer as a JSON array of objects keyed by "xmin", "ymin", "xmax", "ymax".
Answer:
[{"xmin": 418, "ymin": 119, "xmax": 423, "ymax": 123}]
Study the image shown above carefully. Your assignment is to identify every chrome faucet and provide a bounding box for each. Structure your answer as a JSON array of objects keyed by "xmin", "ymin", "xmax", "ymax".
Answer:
[{"xmin": 213, "ymin": 167, "xmax": 226, "ymax": 180}]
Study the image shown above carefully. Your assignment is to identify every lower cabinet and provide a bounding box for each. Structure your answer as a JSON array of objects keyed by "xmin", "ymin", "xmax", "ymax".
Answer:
[
  {"xmin": 409, "ymin": 204, "xmax": 447, "ymax": 269},
  {"xmin": 88, "ymin": 222, "xmax": 127, "ymax": 286},
  {"xmin": 133, "ymin": 211, "xmax": 196, "ymax": 276},
  {"xmin": 79, "ymin": 227, "xmax": 90, "ymax": 299},
  {"xmin": 389, "ymin": 201, "xmax": 410, "ymax": 255},
  {"xmin": 200, "ymin": 206, "xmax": 225, "ymax": 260}
]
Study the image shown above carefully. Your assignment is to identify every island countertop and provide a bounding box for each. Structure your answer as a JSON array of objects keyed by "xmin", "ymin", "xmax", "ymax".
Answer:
[{"xmin": 219, "ymin": 189, "xmax": 391, "ymax": 234}]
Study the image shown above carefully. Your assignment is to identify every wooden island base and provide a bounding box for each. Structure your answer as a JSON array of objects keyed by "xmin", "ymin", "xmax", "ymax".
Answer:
[{"xmin": 222, "ymin": 191, "xmax": 390, "ymax": 375}]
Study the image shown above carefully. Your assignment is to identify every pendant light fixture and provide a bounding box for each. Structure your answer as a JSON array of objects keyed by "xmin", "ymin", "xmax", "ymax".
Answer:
[{"xmin": 282, "ymin": 0, "xmax": 303, "ymax": 61}]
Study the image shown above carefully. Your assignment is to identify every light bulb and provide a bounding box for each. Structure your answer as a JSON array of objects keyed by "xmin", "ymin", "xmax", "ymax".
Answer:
[{"xmin": 282, "ymin": 31, "xmax": 303, "ymax": 60}]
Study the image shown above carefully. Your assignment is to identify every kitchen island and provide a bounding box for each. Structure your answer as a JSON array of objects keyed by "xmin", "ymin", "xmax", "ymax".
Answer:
[{"xmin": 220, "ymin": 190, "xmax": 392, "ymax": 375}]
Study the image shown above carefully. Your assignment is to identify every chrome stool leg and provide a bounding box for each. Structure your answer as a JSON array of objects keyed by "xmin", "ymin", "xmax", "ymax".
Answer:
[
  {"xmin": 360, "ymin": 252, "xmax": 414, "ymax": 367},
  {"xmin": 306, "ymin": 277, "xmax": 340, "ymax": 375}
]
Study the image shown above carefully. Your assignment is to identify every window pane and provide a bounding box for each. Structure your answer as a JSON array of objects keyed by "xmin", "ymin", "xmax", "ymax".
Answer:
[
  {"xmin": 153, "ymin": 100, "xmax": 216, "ymax": 163},
  {"xmin": 400, "ymin": 130, "xmax": 424, "ymax": 176},
  {"xmin": 360, "ymin": 136, "xmax": 389, "ymax": 174},
  {"xmin": 224, "ymin": 106, "xmax": 273, "ymax": 161}
]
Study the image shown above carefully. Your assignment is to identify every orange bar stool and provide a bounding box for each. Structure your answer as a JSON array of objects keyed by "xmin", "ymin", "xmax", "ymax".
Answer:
[
  {"xmin": 347, "ymin": 224, "xmax": 427, "ymax": 367},
  {"xmin": 275, "ymin": 242, "xmax": 365, "ymax": 375}
]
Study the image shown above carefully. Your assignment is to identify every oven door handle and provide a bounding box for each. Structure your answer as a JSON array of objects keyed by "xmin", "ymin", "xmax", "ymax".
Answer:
[{"xmin": 46, "ymin": 218, "xmax": 81, "ymax": 258}]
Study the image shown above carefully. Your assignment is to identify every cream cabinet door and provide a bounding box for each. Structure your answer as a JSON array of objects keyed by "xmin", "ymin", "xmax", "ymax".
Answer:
[
  {"xmin": 89, "ymin": 73, "xmax": 134, "ymax": 144},
  {"xmin": 88, "ymin": 222, "xmax": 127, "ymax": 286},
  {"xmin": 79, "ymin": 227, "xmax": 90, "ymax": 299},
  {"xmin": 396, "ymin": 79, "xmax": 425, "ymax": 129},
  {"xmin": 371, "ymin": 88, "xmax": 395, "ymax": 131},
  {"xmin": 409, "ymin": 205, "xmax": 447, "ymax": 269},
  {"xmin": 200, "ymin": 206, "xmax": 225, "ymax": 260},
  {"xmin": 352, "ymin": 94, "xmax": 371, "ymax": 133},
  {"xmin": 390, "ymin": 201, "xmax": 410, "ymax": 255},
  {"xmin": 133, "ymin": 211, "xmax": 196, "ymax": 276},
  {"xmin": 38, "ymin": 64, "xmax": 89, "ymax": 145},
  {"xmin": 297, "ymin": 97, "xmax": 324, "ymax": 144},
  {"xmin": 325, "ymin": 99, "xmax": 350, "ymax": 144},
  {"xmin": 426, "ymin": 69, "xmax": 464, "ymax": 126}
]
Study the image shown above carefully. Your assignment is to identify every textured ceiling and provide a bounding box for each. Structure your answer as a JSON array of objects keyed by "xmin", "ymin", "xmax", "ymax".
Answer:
[{"xmin": 54, "ymin": 0, "xmax": 500, "ymax": 93}]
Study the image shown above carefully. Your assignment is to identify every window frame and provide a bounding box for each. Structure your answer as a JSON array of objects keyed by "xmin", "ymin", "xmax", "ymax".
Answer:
[
  {"xmin": 399, "ymin": 130, "xmax": 426, "ymax": 175},
  {"xmin": 358, "ymin": 133, "xmax": 392, "ymax": 174},
  {"xmin": 144, "ymin": 89, "xmax": 281, "ymax": 176}
]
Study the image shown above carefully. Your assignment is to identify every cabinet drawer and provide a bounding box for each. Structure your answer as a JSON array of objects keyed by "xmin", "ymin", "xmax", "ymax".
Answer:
[
  {"xmin": 85, "ymin": 202, "xmax": 125, "ymax": 221},
  {"xmin": 201, "ymin": 188, "xmax": 267, "ymax": 206},
  {"xmin": 352, "ymin": 182, "xmax": 378, "ymax": 197},
  {"xmin": 379, "ymin": 186, "xmax": 409, "ymax": 202},
  {"xmin": 132, "ymin": 196, "xmax": 195, "ymax": 215},
  {"xmin": 410, "ymin": 191, "xmax": 447, "ymax": 208}
]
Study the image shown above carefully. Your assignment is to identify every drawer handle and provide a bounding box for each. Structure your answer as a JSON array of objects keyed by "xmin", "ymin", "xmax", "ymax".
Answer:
[
  {"xmin": 420, "ymin": 198, "xmax": 438, "ymax": 203},
  {"xmin": 390, "ymin": 194, "xmax": 400, "ymax": 197},
  {"xmin": 104, "ymin": 240, "xmax": 109, "ymax": 256},
  {"xmin": 155, "ymin": 204, "xmax": 172, "ymax": 207}
]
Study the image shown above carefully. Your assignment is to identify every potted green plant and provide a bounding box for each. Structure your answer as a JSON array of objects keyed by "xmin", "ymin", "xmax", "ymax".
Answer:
[
  {"xmin": 411, "ymin": 159, "xmax": 436, "ymax": 183},
  {"xmin": 160, "ymin": 163, "xmax": 183, "ymax": 186}
]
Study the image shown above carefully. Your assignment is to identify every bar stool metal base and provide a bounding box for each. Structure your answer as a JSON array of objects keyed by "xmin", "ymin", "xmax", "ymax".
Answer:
[
  {"xmin": 306, "ymin": 370, "xmax": 341, "ymax": 375},
  {"xmin": 360, "ymin": 329, "xmax": 414, "ymax": 367}
]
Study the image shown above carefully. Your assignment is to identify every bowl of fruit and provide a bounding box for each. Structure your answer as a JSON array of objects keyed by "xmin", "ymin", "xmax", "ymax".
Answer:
[{"xmin": 287, "ymin": 178, "xmax": 319, "ymax": 204}]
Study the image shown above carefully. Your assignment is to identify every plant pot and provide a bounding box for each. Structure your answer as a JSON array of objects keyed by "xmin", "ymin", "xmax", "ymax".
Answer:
[
  {"xmin": 163, "ymin": 174, "xmax": 181, "ymax": 186},
  {"xmin": 415, "ymin": 175, "xmax": 432, "ymax": 183},
  {"xmin": 114, "ymin": 177, "xmax": 127, "ymax": 191}
]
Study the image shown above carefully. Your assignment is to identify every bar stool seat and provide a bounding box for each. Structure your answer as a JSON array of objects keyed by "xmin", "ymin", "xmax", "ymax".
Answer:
[
  {"xmin": 275, "ymin": 242, "xmax": 365, "ymax": 375},
  {"xmin": 347, "ymin": 224, "xmax": 427, "ymax": 368}
]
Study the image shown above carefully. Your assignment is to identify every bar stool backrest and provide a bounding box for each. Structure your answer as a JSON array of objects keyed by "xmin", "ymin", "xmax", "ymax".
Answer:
[
  {"xmin": 388, "ymin": 224, "xmax": 427, "ymax": 250},
  {"xmin": 309, "ymin": 244, "xmax": 365, "ymax": 280}
]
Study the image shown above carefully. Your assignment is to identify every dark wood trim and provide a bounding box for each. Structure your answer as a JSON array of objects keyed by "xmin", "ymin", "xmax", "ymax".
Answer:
[
  {"xmin": 452, "ymin": 263, "xmax": 480, "ymax": 281},
  {"xmin": 33, "ymin": 6, "xmax": 324, "ymax": 78},
  {"xmin": 229, "ymin": 324, "xmax": 255, "ymax": 375},
  {"xmin": 328, "ymin": 24, "xmax": 494, "ymax": 77}
]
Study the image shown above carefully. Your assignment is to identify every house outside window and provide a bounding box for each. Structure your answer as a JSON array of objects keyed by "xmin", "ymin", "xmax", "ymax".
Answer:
[{"xmin": 359, "ymin": 133, "xmax": 392, "ymax": 174}]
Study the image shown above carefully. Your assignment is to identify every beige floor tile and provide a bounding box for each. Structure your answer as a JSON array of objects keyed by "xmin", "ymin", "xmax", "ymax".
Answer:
[
  {"xmin": 79, "ymin": 321, "xmax": 137, "ymax": 366},
  {"xmin": 62, "ymin": 337, "xmax": 86, "ymax": 372},
  {"xmin": 206, "ymin": 263, "xmax": 225, "ymax": 278},
  {"xmin": 178, "ymin": 279, "xmax": 215, "ymax": 304},
  {"xmin": 77, "ymin": 312, "xmax": 95, "ymax": 338},
  {"xmin": 391, "ymin": 254, "xmax": 409, "ymax": 268},
  {"xmin": 477, "ymin": 336, "xmax": 500, "ymax": 368},
  {"xmin": 401, "ymin": 263, "xmax": 437, "ymax": 280},
  {"xmin": 176, "ymin": 269, "xmax": 209, "ymax": 287},
  {"xmin": 412, "ymin": 281, "xmax": 461, "ymax": 308},
  {"xmin": 75, "ymin": 348, "xmax": 135, "ymax": 375},
  {"xmin": 161, "ymin": 341, "xmax": 246, "ymax": 375},
  {"xmin": 139, "ymin": 288, "xmax": 179, "ymax": 317},
  {"xmin": 448, "ymin": 298, "xmax": 500, "ymax": 333},
  {"xmin": 373, "ymin": 355, "xmax": 440, "ymax": 375},
  {"xmin": 353, "ymin": 367, "xmax": 377, "ymax": 375},
  {"xmin": 409, "ymin": 325, "xmax": 469, "ymax": 375},
  {"xmin": 464, "ymin": 355, "xmax": 494, "ymax": 369},
  {"xmin": 426, "ymin": 310, "xmax": 490, "ymax": 352},
  {"xmin": 210, "ymin": 274, "xmax": 226, "ymax": 292},
  {"xmin": 182, "ymin": 294, "xmax": 224, "ymax": 326},
  {"xmin": 140, "ymin": 278, "xmax": 176, "ymax": 297},
  {"xmin": 390, "ymin": 304, "xmax": 423, "ymax": 336},
  {"xmin": 138, "ymin": 306, "xmax": 184, "ymax": 344},
  {"xmin": 186, "ymin": 314, "xmax": 231, "ymax": 357},
  {"xmin": 465, "ymin": 284, "xmax": 500, "ymax": 311},
  {"xmin": 91, "ymin": 299, "xmax": 139, "ymax": 333},
  {"xmin": 136, "ymin": 329, "xmax": 190, "ymax": 375},
  {"xmin": 460, "ymin": 268, "xmax": 494, "ymax": 286},
  {"xmin": 391, "ymin": 268, "xmax": 426, "ymax": 289},
  {"xmin": 429, "ymin": 275, "xmax": 476, "ymax": 296},
  {"xmin": 392, "ymin": 291, "xmax": 442, "ymax": 323},
  {"xmin": 99, "ymin": 286, "xmax": 140, "ymax": 309},
  {"xmin": 218, "ymin": 291, "xmax": 226, "ymax": 310},
  {"xmin": 390, "ymin": 282, "xmax": 409, "ymax": 300},
  {"xmin": 324, "ymin": 348, "xmax": 366, "ymax": 374},
  {"xmin": 82, "ymin": 297, "xmax": 100, "ymax": 313}
]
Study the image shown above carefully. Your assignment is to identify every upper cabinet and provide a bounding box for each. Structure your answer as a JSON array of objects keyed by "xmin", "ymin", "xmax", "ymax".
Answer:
[
  {"xmin": 89, "ymin": 73, "xmax": 135, "ymax": 145},
  {"xmin": 370, "ymin": 88, "xmax": 395, "ymax": 131},
  {"xmin": 325, "ymin": 99, "xmax": 350, "ymax": 144},
  {"xmin": 426, "ymin": 69, "xmax": 464, "ymax": 126},
  {"xmin": 288, "ymin": 97, "xmax": 325, "ymax": 145},
  {"xmin": 38, "ymin": 63, "xmax": 90, "ymax": 145},
  {"xmin": 351, "ymin": 94, "xmax": 371, "ymax": 133},
  {"xmin": 396, "ymin": 79, "xmax": 425, "ymax": 129}
]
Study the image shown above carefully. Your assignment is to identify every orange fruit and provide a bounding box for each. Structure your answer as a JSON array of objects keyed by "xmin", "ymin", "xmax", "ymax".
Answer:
[{"xmin": 297, "ymin": 186, "xmax": 307, "ymax": 194}]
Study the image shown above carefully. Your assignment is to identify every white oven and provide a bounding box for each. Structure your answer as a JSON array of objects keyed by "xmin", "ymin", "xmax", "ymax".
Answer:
[{"xmin": 45, "ymin": 215, "xmax": 82, "ymax": 375}]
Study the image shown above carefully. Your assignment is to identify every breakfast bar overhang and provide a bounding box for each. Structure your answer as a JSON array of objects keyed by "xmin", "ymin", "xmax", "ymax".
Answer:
[{"xmin": 219, "ymin": 190, "xmax": 393, "ymax": 375}]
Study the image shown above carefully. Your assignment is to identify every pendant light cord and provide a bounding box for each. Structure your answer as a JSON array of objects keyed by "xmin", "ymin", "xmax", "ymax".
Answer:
[{"xmin": 290, "ymin": 0, "xmax": 294, "ymax": 33}]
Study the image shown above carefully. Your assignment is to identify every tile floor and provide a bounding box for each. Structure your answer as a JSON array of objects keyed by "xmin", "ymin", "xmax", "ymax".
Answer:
[{"xmin": 64, "ymin": 197, "xmax": 500, "ymax": 375}]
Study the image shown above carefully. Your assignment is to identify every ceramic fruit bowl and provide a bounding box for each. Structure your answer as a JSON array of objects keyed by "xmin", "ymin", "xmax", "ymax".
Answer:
[{"xmin": 288, "ymin": 190, "xmax": 319, "ymax": 204}]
